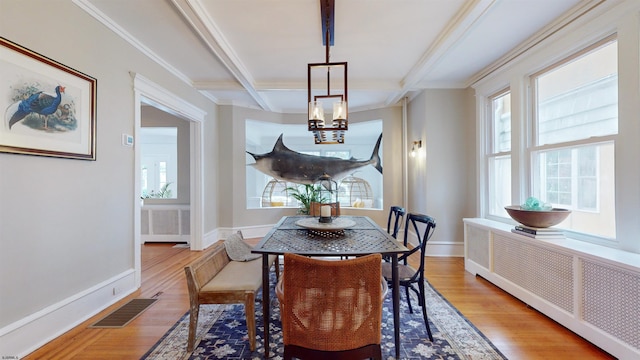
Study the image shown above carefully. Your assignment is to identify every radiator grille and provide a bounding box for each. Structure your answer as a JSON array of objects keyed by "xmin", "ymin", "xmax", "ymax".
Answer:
[
  {"xmin": 152, "ymin": 209, "xmax": 180, "ymax": 235},
  {"xmin": 141, "ymin": 207, "xmax": 191, "ymax": 237},
  {"xmin": 582, "ymin": 261, "xmax": 640, "ymax": 350},
  {"xmin": 181, "ymin": 209, "xmax": 190, "ymax": 235},
  {"xmin": 493, "ymin": 235, "xmax": 574, "ymax": 313},
  {"xmin": 141, "ymin": 209, "xmax": 150, "ymax": 234},
  {"xmin": 466, "ymin": 225, "xmax": 490, "ymax": 269}
]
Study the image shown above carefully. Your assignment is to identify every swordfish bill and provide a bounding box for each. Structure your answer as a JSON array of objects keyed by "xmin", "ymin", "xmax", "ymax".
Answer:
[{"xmin": 246, "ymin": 133, "xmax": 383, "ymax": 184}]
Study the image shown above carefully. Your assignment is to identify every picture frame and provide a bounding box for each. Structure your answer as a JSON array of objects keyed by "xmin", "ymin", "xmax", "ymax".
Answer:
[{"xmin": 0, "ymin": 37, "xmax": 96, "ymax": 160}]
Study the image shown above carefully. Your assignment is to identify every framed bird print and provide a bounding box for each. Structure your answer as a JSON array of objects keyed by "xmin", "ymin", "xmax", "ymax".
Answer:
[{"xmin": 0, "ymin": 37, "xmax": 96, "ymax": 160}]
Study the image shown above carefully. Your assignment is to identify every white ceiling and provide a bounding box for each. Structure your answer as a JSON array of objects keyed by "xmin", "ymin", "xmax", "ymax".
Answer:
[{"xmin": 77, "ymin": 0, "xmax": 603, "ymax": 114}]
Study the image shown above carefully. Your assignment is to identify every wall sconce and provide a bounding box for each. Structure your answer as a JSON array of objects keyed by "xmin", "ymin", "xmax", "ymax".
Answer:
[{"xmin": 410, "ymin": 140, "xmax": 422, "ymax": 158}]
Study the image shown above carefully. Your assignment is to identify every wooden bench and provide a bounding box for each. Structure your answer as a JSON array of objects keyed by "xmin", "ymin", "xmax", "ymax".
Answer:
[{"xmin": 184, "ymin": 241, "xmax": 278, "ymax": 352}]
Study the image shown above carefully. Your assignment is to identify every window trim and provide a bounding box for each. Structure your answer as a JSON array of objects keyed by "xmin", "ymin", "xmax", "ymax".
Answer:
[
  {"xmin": 526, "ymin": 36, "xmax": 618, "ymax": 242},
  {"xmin": 484, "ymin": 88, "xmax": 512, "ymax": 219},
  {"xmin": 473, "ymin": 2, "xmax": 640, "ymax": 253}
]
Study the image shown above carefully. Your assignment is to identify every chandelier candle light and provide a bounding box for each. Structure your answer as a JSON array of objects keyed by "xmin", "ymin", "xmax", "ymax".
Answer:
[
  {"xmin": 320, "ymin": 204, "xmax": 332, "ymax": 223},
  {"xmin": 308, "ymin": 0, "xmax": 348, "ymax": 144},
  {"xmin": 316, "ymin": 173, "xmax": 339, "ymax": 223}
]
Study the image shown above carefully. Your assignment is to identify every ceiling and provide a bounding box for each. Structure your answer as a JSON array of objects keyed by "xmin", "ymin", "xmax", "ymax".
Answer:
[{"xmin": 78, "ymin": 0, "xmax": 602, "ymax": 115}]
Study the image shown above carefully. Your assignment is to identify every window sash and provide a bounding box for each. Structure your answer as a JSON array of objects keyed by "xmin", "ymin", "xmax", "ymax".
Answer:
[
  {"xmin": 486, "ymin": 89, "xmax": 512, "ymax": 217},
  {"xmin": 527, "ymin": 36, "xmax": 618, "ymax": 239}
]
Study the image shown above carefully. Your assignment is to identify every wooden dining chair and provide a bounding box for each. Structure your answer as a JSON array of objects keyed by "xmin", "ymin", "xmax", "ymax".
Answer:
[
  {"xmin": 276, "ymin": 253, "xmax": 385, "ymax": 360},
  {"xmin": 382, "ymin": 213, "xmax": 436, "ymax": 341}
]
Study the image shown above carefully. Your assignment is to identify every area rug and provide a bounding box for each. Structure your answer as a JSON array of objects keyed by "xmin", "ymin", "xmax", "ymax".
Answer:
[{"xmin": 142, "ymin": 274, "xmax": 507, "ymax": 360}]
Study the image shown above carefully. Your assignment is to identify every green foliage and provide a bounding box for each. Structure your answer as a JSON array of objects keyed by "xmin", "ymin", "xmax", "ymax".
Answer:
[
  {"xmin": 141, "ymin": 182, "xmax": 173, "ymax": 199},
  {"xmin": 285, "ymin": 184, "xmax": 327, "ymax": 215}
]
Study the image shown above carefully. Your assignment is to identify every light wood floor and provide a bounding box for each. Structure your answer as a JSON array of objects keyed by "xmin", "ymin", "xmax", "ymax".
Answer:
[{"xmin": 25, "ymin": 242, "xmax": 615, "ymax": 359}]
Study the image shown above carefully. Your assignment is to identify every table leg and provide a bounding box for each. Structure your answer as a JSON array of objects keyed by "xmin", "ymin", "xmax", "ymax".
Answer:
[
  {"xmin": 262, "ymin": 254, "xmax": 270, "ymax": 358},
  {"xmin": 392, "ymin": 254, "xmax": 400, "ymax": 359}
]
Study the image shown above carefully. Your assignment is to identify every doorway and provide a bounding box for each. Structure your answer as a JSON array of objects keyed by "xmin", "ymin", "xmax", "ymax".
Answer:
[
  {"xmin": 140, "ymin": 109, "xmax": 190, "ymax": 243},
  {"xmin": 133, "ymin": 73, "xmax": 206, "ymax": 288}
]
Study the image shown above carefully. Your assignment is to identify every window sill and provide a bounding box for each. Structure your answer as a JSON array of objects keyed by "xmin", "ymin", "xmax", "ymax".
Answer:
[{"xmin": 464, "ymin": 217, "xmax": 640, "ymax": 272}]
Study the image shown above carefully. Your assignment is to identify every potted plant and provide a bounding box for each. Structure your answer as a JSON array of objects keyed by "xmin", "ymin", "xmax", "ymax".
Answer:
[
  {"xmin": 285, "ymin": 184, "xmax": 326, "ymax": 215},
  {"xmin": 141, "ymin": 182, "xmax": 173, "ymax": 199}
]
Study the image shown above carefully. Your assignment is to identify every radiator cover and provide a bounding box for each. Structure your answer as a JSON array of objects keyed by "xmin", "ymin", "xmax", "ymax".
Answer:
[{"xmin": 464, "ymin": 218, "xmax": 640, "ymax": 360}]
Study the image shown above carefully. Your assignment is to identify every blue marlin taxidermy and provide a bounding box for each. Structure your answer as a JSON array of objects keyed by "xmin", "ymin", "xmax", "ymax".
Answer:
[{"xmin": 247, "ymin": 133, "xmax": 383, "ymax": 184}]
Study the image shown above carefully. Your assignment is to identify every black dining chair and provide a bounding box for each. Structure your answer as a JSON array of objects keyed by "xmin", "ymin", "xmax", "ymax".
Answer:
[
  {"xmin": 382, "ymin": 213, "xmax": 436, "ymax": 341},
  {"xmin": 383, "ymin": 206, "xmax": 406, "ymax": 263},
  {"xmin": 386, "ymin": 206, "xmax": 406, "ymax": 239}
]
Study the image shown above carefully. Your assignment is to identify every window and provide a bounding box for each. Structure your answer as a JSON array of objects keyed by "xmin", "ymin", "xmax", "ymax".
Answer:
[
  {"xmin": 140, "ymin": 127, "xmax": 178, "ymax": 199},
  {"xmin": 301, "ymin": 150, "xmax": 350, "ymax": 159},
  {"xmin": 245, "ymin": 119, "xmax": 383, "ymax": 210},
  {"xmin": 324, "ymin": 150, "xmax": 350, "ymax": 159},
  {"xmin": 530, "ymin": 38, "xmax": 617, "ymax": 238},
  {"xmin": 486, "ymin": 90, "xmax": 511, "ymax": 217},
  {"xmin": 539, "ymin": 146, "xmax": 599, "ymax": 211}
]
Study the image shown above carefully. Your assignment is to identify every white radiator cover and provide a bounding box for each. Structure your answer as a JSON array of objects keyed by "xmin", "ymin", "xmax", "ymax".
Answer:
[
  {"xmin": 141, "ymin": 204, "xmax": 190, "ymax": 242},
  {"xmin": 464, "ymin": 218, "xmax": 640, "ymax": 360}
]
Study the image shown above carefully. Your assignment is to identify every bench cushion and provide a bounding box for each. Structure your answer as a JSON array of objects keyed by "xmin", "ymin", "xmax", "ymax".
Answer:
[{"xmin": 200, "ymin": 255, "xmax": 276, "ymax": 292}]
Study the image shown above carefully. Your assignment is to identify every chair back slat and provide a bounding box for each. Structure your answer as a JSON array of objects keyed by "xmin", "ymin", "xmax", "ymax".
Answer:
[
  {"xmin": 402, "ymin": 213, "xmax": 436, "ymax": 276},
  {"xmin": 386, "ymin": 206, "xmax": 406, "ymax": 239}
]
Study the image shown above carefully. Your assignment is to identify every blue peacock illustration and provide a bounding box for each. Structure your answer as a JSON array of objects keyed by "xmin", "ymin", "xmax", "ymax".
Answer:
[{"xmin": 5, "ymin": 84, "xmax": 77, "ymax": 132}]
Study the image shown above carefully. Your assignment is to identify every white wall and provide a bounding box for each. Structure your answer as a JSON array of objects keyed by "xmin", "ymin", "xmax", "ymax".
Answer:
[
  {"xmin": 406, "ymin": 89, "xmax": 476, "ymax": 255},
  {"xmin": 0, "ymin": 1, "xmax": 217, "ymax": 356}
]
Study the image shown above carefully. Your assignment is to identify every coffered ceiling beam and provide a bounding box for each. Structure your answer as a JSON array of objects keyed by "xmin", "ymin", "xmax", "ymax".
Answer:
[{"xmin": 171, "ymin": 0, "xmax": 273, "ymax": 111}]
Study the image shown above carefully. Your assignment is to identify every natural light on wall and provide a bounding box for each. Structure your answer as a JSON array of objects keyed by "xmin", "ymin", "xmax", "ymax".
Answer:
[{"xmin": 245, "ymin": 119, "xmax": 383, "ymax": 210}]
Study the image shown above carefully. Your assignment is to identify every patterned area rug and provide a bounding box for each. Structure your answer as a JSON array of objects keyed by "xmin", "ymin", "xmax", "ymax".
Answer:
[{"xmin": 142, "ymin": 273, "xmax": 507, "ymax": 360}]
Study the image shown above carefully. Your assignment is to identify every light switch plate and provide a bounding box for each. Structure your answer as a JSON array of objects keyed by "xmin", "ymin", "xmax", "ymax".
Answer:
[{"xmin": 122, "ymin": 134, "xmax": 134, "ymax": 146}]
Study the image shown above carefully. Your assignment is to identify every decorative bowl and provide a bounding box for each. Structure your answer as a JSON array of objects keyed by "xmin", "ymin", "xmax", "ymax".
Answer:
[{"xmin": 504, "ymin": 206, "xmax": 571, "ymax": 228}]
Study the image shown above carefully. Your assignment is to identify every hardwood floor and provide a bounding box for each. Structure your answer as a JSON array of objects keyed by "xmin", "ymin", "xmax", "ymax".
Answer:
[{"xmin": 24, "ymin": 242, "xmax": 615, "ymax": 359}]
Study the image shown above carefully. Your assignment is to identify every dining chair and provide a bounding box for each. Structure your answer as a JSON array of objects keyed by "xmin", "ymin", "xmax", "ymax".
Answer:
[
  {"xmin": 382, "ymin": 206, "xmax": 406, "ymax": 263},
  {"xmin": 382, "ymin": 213, "xmax": 436, "ymax": 341},
  {"xmin": 386, "ymin": 206, "xmax": 406, "ymax": 239},
  {"xmin": 276, "ymin": 253, "xmax": 386, "ymax": 360}
]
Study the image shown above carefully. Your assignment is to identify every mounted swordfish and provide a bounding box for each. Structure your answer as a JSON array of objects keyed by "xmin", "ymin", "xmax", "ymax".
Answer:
[{"xmin": 246, "ymin": 133, "xmax": 383, "ymax": 184}]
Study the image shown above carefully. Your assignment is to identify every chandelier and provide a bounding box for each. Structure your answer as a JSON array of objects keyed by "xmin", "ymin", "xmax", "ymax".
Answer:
[{"xmin": 308, "ymin": 0, "xmax": 348, "ymax": 144}]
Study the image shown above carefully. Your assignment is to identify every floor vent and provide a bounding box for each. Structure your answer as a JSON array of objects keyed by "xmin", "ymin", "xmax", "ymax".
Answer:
[{"xmin": 89, "ymin": 298, "xmax": 157, "ymax": 328}]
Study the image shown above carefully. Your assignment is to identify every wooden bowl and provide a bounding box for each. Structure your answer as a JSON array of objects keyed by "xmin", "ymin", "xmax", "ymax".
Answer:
[{"xmin": 504, "ymin": 206, "xmax": 571, "ymax": 228}]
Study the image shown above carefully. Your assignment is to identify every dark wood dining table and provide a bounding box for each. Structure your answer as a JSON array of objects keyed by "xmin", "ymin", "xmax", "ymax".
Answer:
[{"xmin": 251, "ymin": 215, "xmax": 409, "ymax": 359}]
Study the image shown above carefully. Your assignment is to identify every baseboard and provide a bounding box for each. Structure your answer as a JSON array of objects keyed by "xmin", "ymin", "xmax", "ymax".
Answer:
[
  {"xmin": 404, "ymin": 229, "xmax": 464, "ymax": 257},
  {"xmin": 142, "ymin": 234, "xmax": 190, "ymax": 243},
  {"xmin": 0, "ymin": 269, "xmax": 137, "ymax": 358},
  {"xmin": 203, "ymin": 228, "xmax": 222, "ymax": 249},
  {"xmin": 216, "ymin": 224, "xmax": 275, "ymax": 241},
  {"xmin": 425, "ymin": 241, "xmax": 464, "ymax": 257}
]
